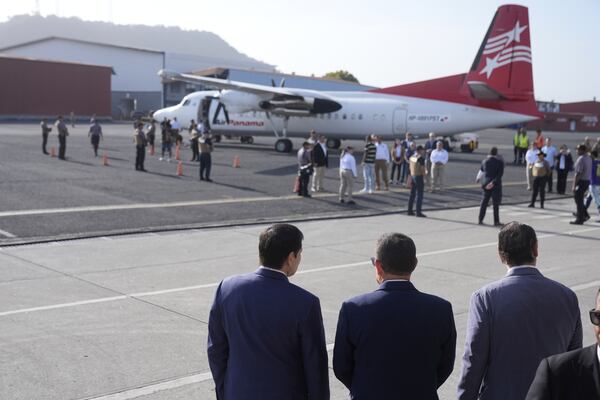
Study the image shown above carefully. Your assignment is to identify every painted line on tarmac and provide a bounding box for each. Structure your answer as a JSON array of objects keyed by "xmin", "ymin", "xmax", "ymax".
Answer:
[
  {"xmin": 82, "ymin": 372, "xmax": 213, "ymax": 400},
  {"xmin": 2, "ymin": 225, "xmax": 598, "ymax": 318},
  {"xmin": 0, "ymin": 228, "xmax": 16, "ymax": 238},
  {"xmin": 0, "ymin": 180, "xmax": 530, "ymax": 218},
  {"xmin": 81, "ymin": 344, "xmax": 338, "ymax": 400}
]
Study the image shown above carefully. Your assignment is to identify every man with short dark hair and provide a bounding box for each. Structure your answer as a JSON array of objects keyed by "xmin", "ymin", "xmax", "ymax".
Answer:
[
  {"xmin": 208, "ymin": 224, "xmax": 329, "ymax": 400},
  {"xmin": 333, "ymin": 233, "xmax": 456, "ymax": 399},
  {"xmin": 526, "ymin": 288, "xmax": 600, "ymax": 399},
  {"xmin": 478, "ymin": 147, "xmax": 504, "ymax": 226},
  {"xmin": 297, "ymin": 142, "xmax": 313, "ymax": 197},
  {"xmin": 458, "ymin": 222, "xmax": 582, "ymax": 400},
  {"xmin": 311, "ymin": 134, "xmax": 328, "ymax": 192}
]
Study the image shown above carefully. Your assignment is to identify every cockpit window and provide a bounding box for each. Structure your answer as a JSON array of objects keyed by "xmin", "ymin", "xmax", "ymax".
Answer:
[{"xmin": 182, "ymin": 99, "xmax": 191, "ymax": 106}]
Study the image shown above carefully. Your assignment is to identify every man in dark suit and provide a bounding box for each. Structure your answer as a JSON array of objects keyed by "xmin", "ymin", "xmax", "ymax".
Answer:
[
  {"xmin": 207, "ymin": 224, "xmax": 329, "ymax": 400},
  {"xmin": 478, "ymin": 146, "xmax": 504, "ymax": 226},
  {"xmin": 526, "ymin": 288, "xmax": 600, "ymax": 399},
  {"xmin": 333, "ymin": 233, "xmax": 456, "ymax": 400},
  {"xmin": 458, "ymin": 222, "xmax": 582, "ymax": 400},
  {"xmin": 311, "ymin": 134, "xmax": 329, "ymax": 192}
]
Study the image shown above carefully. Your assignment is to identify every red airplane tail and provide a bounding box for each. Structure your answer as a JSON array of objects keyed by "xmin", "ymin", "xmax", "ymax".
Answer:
[
  {"xmin": 371, "ymin": 4, "xmax": 540, "ymax": 118},
  {"xmin": 463, "ymin": 4, "xmax": 534, "ymax": 102}
]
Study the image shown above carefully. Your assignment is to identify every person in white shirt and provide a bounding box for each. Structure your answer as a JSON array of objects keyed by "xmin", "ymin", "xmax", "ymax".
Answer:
[
  {"xmin": 541, "ymin": 137, "xmax": 558, "ymax": 193},
  {"xmin": 374, "ymin": 136, "xmax": 391, "ymax": 190},
  {"xmin": 525, "ymin": 142, "xmax": 540, "ymax": 190},
  {"xmin": 429, "ymin": 141, "xmax": 449, "ymax": 192},
  {"xmin": 339, "ymin": 146, "xmax": 357, "ymax": 205}
]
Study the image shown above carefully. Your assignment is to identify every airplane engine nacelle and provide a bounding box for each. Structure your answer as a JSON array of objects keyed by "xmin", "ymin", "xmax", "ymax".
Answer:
[{"xmin": 219, "ymin": 90, "xmax": 266, "ymax": 113}]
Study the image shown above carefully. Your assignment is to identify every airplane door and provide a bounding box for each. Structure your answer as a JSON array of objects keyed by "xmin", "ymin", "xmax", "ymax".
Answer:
[{"xmin": 393, "ymin": 108, "xmax": 407, "ymax": 134}]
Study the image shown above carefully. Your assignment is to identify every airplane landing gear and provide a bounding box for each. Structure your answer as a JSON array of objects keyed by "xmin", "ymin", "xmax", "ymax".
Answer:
[
  {"xmin": 213, "ymin": 134, "xmax": 222, "ymax": 143},
  {"xmin": 240, "ymin": 136, "xmax": 254, "ymax": 144},
  {"xmin": 275, "ymin": 138, "xmax": 293, "ymax": 153},
  {"xmin": 326, "ymin": 138, "xmax": 341, "ymax": 149}
]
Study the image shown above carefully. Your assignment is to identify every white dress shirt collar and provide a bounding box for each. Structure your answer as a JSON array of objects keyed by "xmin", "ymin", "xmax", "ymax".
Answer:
[{"xmin": 259, "ymin": 265, "xmax": 288, "ymax": 276}]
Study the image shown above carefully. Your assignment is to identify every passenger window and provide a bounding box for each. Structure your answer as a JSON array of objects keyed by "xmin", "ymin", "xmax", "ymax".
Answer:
[
  {"xmin": 373, "ymin": 114, "xmax": 378, "ymax": 120},
  {"xmin": 358, "ymin": 114, "xmax": 363, "ymax": 120},
  {"xmin": 334, "ymin": 114, "xmax": 339, "ymax": 120},
  {"xmin": 343, "ymin": 114, "xmax": 347, "ymax": 120},
  {"xmin": 351, "ymin": 113, "xmax": 356, "ymax": 120}
]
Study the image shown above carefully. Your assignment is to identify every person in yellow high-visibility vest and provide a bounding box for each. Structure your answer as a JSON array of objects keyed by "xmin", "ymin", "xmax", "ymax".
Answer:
[{"xmin": 517, "ymin": 128, "xmax": 529, "ymax": 165}]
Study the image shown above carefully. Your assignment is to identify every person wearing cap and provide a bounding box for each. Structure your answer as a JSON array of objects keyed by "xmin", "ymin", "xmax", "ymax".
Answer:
[
  {"xmin": 407, "ymin": 145, "xmax": 427, "ymax": 217},
  {"xmin": 334, "ymin": 233, "xmax": 456, "ymax": 399},
  {"xmin": 458, "ymin": 222, "xmax": 582, "ymax": 400},
  {"xmin": 571, "ymin": 144, "xmax": 593, "ymax": 225},
  {"xmin": 528, "ymin": 151, "xmax": 551, "ymax": 209},
  {"xmin": 207, "ymin": 224, "xmax": 329, "ymax": 400},
  {"xmin": 526, "ymin": 287, "xmax": 600, "ymax": 399},
  {"xmin": 338, "ymin": 146, "xmax": 357, "ymax": 205}
]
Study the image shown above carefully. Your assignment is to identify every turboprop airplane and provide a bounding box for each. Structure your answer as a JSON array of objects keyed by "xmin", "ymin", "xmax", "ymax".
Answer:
[{"xmin": 154, "ymin": 4, "xmax": 540, "ymax": 153}]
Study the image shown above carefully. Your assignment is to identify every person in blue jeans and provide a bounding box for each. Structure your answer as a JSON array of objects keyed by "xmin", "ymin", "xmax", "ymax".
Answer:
[
  {"xmin": 360, "ymin": 135, "xmax": 376, "ymax": 193},
  {"xmin": 407, "ymin": 145, "xmax": 427, "ymax": 217}
]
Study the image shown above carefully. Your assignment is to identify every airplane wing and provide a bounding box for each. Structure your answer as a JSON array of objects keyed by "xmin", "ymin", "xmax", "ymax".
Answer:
[
  {"xmin": 158, "ymin": 69, "xmax": 342, "ymax": 116},
  {"xmin": 159, "ymin": 69, "xmax": 297, "ymax": 97}
]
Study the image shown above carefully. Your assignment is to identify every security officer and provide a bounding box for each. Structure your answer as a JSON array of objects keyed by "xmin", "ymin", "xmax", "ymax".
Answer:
[
  {"xmin": 41, "ymin": 119, "xmax": 52, "ymax": 154},
  {"xmin": 517, "ymin": 128, "xmax": 529, "ymax": 164},
  {"xmin": 55, "ymin": 115, "xmax": 69, "ymax": 160},
  {"xmin": 133, "ymin": 122, "xmax": 147, "ymax": 171},
  {"xmin": 407, "ymin": 145, "xmax": 427, "ymax": 217}
]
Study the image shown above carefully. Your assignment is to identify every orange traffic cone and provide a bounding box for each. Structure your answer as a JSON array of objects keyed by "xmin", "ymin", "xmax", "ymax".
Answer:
[
  {"xmin": 50, "ymin": 147, "xmax": 56, "ymax": 157},
  {"xmin": 102, "ymin": 153, "xmax": 109, "ymax": 166},
  {"xmin": 232, "ymin": 155, "xmax": 241, "ymax": 168},
  {"xmin": 176, "ymin": 161, "xmax": 183, "ymax": 176},
  {"xmin": 149, "ymin": 145, "xmax": 155, "ymax": 156},
  {"xmin": 175, "ymin": 144, "xmax": 181, "ymax": 161}
]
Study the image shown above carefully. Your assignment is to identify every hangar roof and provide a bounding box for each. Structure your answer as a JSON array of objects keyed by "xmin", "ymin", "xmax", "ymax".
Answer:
[{"xmin": 0, "ymin": 36, "xmax": 164, "ymax": 55}]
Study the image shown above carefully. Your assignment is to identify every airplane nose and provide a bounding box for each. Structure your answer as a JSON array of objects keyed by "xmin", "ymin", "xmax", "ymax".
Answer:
[{"xmin": 152, "ymin": 110, "xmax": 163, "ymax": 121}]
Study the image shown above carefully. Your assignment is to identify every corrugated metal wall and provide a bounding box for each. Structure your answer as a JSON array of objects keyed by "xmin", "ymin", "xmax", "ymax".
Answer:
[{"xmin": 0, "ymin": 57, "xmax": 111, "ymax": 117}]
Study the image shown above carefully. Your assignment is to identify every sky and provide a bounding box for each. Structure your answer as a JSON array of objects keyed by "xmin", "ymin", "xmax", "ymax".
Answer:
[{"xmin": 1, "ymin": 0, "xmax": 598, "ymax": 103}]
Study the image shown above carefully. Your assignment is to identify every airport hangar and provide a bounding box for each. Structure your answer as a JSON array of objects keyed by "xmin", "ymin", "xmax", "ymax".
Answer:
[{"xmin": 0, "ymin": 36, "xmax": 370, "ymax": 120}]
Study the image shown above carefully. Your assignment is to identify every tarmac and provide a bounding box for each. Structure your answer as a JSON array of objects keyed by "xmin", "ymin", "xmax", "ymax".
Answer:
[
  {"xmin": 1, "ymin": 196, "xmax": 599, "ymax": 400},
  {"xmin": 0, "ymin": 123, "xmax": 596, "ymax": 245}
]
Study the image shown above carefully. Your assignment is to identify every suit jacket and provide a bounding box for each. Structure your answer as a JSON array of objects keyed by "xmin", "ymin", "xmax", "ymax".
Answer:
[
  {"xmin": 526, "ymin": 345, "xmax": 600, "ymax": 400},
  {"xmin": 333, "ymin": 280, "xmax": 456, "ymax": 400},
  {"xmin": 312, "ymin": 143, "xmax": 328, "ymax": 167},
  {"xmin": 207, "ymin": 268, "xmax": 329, "ymax": 400},
  {"xmin": 458, "ymin": 267, "xmax": 582, "ymax": 400},
  {"xmin": 481, "ymin": 155, "xmax": 504, "ymax": 186}
]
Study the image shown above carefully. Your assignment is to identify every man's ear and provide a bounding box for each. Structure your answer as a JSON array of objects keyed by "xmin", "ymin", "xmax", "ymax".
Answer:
[{"xmin": 532, "ymin": 241, "xmax": 539, "ymax": 259}]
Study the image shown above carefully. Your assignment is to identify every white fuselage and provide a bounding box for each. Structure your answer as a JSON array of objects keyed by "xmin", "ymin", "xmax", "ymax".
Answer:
[{"xmin": 153, "ymin": 90, "xmax": 536, "ymax": 139}]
